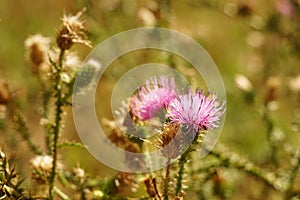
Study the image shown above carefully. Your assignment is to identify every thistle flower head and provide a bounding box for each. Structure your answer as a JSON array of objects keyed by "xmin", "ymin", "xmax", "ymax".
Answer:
[
  {"xmin": 131, "ymin": 76, "xmax": 176, "ymax": 121},
  {"xmin": 167, "ymin": 89, "xmax": 225, "ymax": 132},
  {"xmin": 56, "ymin": 8, "xmax": 91, "ymax": 50}
]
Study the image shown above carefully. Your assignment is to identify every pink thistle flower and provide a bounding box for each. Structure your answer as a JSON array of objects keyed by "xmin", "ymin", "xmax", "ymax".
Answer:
[
  {"xmin": 131, "ymin": 76, "xmax": 176, "ymax": 121},
  {"xmin": 167, "ymin": 89, "xmax": 225, "ymax": 132},
  {"xmin": 275, "ymin": 0, "xmax": 296, "ymax": 18}
]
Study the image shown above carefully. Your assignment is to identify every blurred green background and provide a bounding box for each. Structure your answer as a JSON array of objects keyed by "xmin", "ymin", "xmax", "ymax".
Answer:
[{"xmin": 1, "ymin": 0, "xmax": 300, "ymax": 199}]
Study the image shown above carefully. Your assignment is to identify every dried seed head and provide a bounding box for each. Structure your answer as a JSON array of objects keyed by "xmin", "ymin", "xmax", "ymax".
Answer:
[
  {"xmin": 25, "ymin": 34, "xmax": 51, "ymax": 73},
  {"xmin": 56, "ymin": 8, "xmax": 91, "ymax": 50},
  {"xmin": 0, "ymin": 79, "xmax": 11, "ymax": 104},
  {"xmin": 158, "ymin": 123, "xmax": 182, "ymax": 159},
  {"xmin": 30, "ymin": 155, "xmax": 62, "ymax": 183},
  {"xmin": 31, "ymin": 155, "xmax": 53, "ymax": 171}
]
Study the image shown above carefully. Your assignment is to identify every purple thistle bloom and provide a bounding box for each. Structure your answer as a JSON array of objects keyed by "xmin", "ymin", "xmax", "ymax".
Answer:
[
  {"xmin": 131, "ymin": 76, "xmax": 176, "ymax": 121},
  {"xmin": 167, "ymin": 89, "xmax": 225, "ymax": 132}
]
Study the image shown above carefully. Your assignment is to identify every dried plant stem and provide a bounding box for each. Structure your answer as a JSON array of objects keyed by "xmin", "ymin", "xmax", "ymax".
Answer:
[
  {"xmin": 49, "ymin": 49, "xmax": 65, "ymax": 200},
  {"xmin": 164, "ymin": 159, "xmax": 171, "ymax": 200}
]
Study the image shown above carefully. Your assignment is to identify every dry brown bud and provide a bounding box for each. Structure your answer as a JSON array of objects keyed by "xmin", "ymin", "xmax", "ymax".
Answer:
[
  {"xmin": 56, "ymin": 8, "xmax": 91, "ymax": 50},
  {"xmin": 158, "ymin": 123, "xmax": 182, "ymax": 159}
]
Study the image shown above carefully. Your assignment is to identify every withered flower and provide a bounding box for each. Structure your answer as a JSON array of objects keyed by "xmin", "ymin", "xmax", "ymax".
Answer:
[
  {"xmin": 158, "ymin": 123, "xmax": 182, "ymax": 159},
  {"xmin": 56, "ymin": 8, "xmax": 91, "ymax": 50},
  {"xmin": 30, "ymin": 155, "xmax": 62, "ymax": 184}
]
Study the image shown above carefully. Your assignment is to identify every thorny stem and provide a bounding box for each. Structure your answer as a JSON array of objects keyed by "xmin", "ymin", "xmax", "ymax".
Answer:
[
  {"xmin": 209, "ymin": 146, "xmax": 286, "ymax": 192},
  {"xmin": 285, "ymin": 147, "xmax": 300, "ymax": 198},
  {"xmin": 164, "ymin": 159, "xmax": 171, "ymax": 200},
  {"xmin": 9, "ymin": 102, "xmax": 42, "ymax": 155},
  {"xmin": 262, "ymin": 108, "xmax": 278, "ymax": 166},
  {"xmin": 38, "ymin": 74, "xmax": 52, "ymax": 154},
  {"xmin": 49, "ymin": 49, "xmax": 65, "ymax": 200},
  {"xmin": 175, "ymin": 148, "xmax": 189, "ymax": 196},
  {"xmin": 175, "ymin": 132, "xmax": 198, "ymax": 197}
]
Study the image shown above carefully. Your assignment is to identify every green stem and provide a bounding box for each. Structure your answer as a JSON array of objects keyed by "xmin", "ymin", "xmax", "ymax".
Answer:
[
  {"xmin": 37, "ymin": 72, "xmax": 52, "ymax": 154},
  {"xmin": 43, "ymin": 89, "xmax": 52, "ymax": 154},
  {"xmin": 49, "ymin": 49, "xmax": 65, "ymax": 200},
  {"xmin": 285, "ymin": 147, "xmax": 300, "ymax": 198},
  {"xmin": 54, "ymin": 186, "xmax": 71, "ymax": 200},
  {"xmin": 175, "ymin": 148, "xmax": 189, "ymax": 196},
  {"xmin": 9, "ymin": 102, "xmax": 42, "ymax": 155},
  {"xmin": 159, "ymin": 0, "xmax": 171, "ymax": 27},
  {"xmin": 262, "ymin": 108, "xmax": 278, "ymax": 166}
]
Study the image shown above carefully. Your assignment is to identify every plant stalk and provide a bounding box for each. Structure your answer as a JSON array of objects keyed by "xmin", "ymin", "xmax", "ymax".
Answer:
[{"xmin": 49, "ymin": 49, "xmax": 65, "ymax": 200}]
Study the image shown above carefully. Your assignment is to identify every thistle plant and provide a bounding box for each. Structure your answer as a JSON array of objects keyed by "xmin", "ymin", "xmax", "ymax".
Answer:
[{"xmin": 1, "ymin": 1, "xmax": 300, "ymax": 200}]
